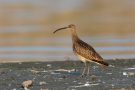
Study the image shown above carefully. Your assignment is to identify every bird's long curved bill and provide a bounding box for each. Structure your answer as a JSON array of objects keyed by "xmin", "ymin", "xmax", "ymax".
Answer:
[{"xmin": 53, "ymin": 27, "xmax": 69, "ymax": 34}]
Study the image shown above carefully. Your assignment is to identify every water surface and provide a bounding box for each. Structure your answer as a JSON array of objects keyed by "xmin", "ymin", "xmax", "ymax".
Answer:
[{"xmin": 0, "ymin": 36, "xmax": 134, "ymax": 62}]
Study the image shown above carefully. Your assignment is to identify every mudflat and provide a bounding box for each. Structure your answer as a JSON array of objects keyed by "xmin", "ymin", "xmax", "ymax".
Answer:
[{"xmin": 0, "ymin": 59, "xmax": 135, "ymax": 90}]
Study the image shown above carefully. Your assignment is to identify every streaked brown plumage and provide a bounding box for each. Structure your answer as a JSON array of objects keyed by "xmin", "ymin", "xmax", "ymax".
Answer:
[
  {"xmin": 53, "ymin": 24, "xmax": 109, "ymax": 76},
  {"xmin": 73, "ymin": 39, "xmax": 108, "ymax": 66}
]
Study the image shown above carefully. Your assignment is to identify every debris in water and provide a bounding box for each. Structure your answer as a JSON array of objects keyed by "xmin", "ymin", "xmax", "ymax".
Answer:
[
  {"xmin": 128, "ymin": 72, "xmax": 135, "ymax": 76},
  {"xmin": 47, "ymin": 64, "xmax": 52, "ymax": 68},
  {"xmin": 30, "ymin": 70, "xmax": 40, "ymax": 74},
  {"xmin": 84, "ymin": 82, "xmax": 90, "ymax": 86},
  {"xmin": 124, "ymin": 68, "xmax": 135, "ymax": 70},
  {"xmin": 70, "ymin": 82, "xmax": 99, "ymax": 88},
  {"xmin": 123, "ymin": 72, "xmax": 127, "ymax": 76},
  {"xmin": 30, "ymin": 70, "xmax": 47, "ymax": 74},
  {"xmin": 40, "ymin": 88, "xmax": 48, "ymax": 90},
  {"xmin": 39, "ymin": 81, "xmax": 46, "ymax": 85},
  {"xmin": 51, "ymin": 72, "xmax": 61, "ymax": 75},
  {"xmin": 22, "ymin": 80, "xmax": 33, "ymax": 90},
  {"xmin": 54, "ymin": 69, "xmax": 75, "ymax": 73},
  {"xmin": 12, "ymin": 88, "xmax": 17, "ymax": 90}
]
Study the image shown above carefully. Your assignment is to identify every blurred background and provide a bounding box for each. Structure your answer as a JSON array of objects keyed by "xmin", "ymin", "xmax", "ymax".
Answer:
[{"xmin": 0, "ymin": 0, "xmax": 135, "ymax": 62}]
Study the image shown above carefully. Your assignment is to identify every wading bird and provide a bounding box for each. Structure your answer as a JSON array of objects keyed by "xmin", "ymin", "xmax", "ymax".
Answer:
[{"xmin": 53, "ymin": 24, "xmax": 109, "ymax": 77}]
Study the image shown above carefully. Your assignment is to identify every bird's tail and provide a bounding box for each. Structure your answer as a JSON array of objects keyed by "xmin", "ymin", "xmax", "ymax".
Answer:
[
  {"xmin": 99, "ymin": 61, "xmax": 109, "ymax": 66},
  {"xmin": 92, "ymin": 60, "xmax": 109, "ymax": 66}
]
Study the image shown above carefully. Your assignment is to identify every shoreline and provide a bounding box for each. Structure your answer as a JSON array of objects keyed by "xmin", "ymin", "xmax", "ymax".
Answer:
[{"xmin": 0, "ymin": 58, "xmax": 135, "ymax": 63}]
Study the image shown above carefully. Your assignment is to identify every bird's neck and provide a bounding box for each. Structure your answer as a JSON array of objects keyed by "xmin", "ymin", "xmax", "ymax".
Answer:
[{"xmin": 71, "ymin": 28, "xmax": 79, "ymax": 42}]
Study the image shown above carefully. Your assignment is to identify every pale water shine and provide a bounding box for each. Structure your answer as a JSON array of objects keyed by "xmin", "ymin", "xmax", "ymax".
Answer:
[{"xmin": 0, "ymin": 36, "xmax": 134, "ymax": 62}]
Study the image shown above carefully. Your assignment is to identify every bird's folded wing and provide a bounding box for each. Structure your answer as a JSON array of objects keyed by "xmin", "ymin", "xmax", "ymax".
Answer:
[{"xmin": 73, "ymin": 39, "xmax": 104, "ymax": 62}]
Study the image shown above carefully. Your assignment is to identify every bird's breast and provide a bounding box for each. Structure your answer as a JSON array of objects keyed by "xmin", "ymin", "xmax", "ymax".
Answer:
[{"xmin": 76, "ymin": 54, "xmax": 87, "ymax": 63}]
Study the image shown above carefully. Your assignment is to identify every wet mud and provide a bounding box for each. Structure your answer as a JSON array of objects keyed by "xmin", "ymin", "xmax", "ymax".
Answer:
[{"xmin": 0, "ymin": 59, "xmax": 135, "ymax": 90}]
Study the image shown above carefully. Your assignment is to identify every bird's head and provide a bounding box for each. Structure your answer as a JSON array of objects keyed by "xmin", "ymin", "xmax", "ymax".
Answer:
[
  {"xmin": 53, "ymin": 24, "xmax": 76, "ymax": 34},
  {"xmin": 68, "ymin": 24, "xmax": 75, "ymax": 28}
]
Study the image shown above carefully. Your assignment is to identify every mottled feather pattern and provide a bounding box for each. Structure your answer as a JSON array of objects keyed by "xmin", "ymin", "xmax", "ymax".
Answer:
[{"xmin": 73, "ymin": 39, "xmax": 108, "ymax": 66}]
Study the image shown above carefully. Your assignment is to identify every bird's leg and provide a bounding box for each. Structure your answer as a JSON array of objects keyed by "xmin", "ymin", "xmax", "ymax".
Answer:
[
  {"xmin": 81, "ymin": 62, "xmax": 87, "ymax": 77},
  {"xmin": 87, "ymin": 62, "xmax": 90, "ymax": 76}
]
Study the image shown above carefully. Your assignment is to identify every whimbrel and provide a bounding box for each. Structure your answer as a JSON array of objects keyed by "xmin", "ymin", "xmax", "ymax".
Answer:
[{"xmin": 53, "ymin": 24, "xmax": 109, "ymax": 76}]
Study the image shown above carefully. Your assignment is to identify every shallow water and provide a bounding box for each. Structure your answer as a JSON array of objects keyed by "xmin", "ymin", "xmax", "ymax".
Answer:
[
  {"xmin": 0, "ymin": 36, "xmax": 134, "ymax": 62},
  {"xmin": 0, "ymin": 59, "xmax": 135, "ymax": 90}
]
